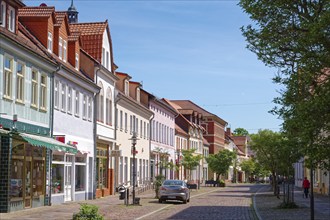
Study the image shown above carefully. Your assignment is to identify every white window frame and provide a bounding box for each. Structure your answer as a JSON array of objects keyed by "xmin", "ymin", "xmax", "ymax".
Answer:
[
  {"xmin": 8, "ymin": 5, "xmax": 15, "ymax": 32},
  {"xmin": 124, "ymin": 80, "xmax": 129, "ymax": 96},
  {"xmin": 106, "ymin": 51, "xmax": 109, "ymax": 69},
  {"xmin": 1, "ymin": 1, "xmax": 6, "ymax": 28},
  {"xmin": 106, "ymin": 88, "xmax": 112, "ymax": 126},
  {"xmin": 119, "ymin": 110, "xmax": 123, "ymax": 130},
  {"xmin": 75, "ymin": 53, "xmax": 79, "ymax": 70},
  {"xmin": 97, "ymin": 83, "xmax": 104, "ymax": 122},
  {"xmin": 67, "ymin": 87, "xmax": 72, "ymax": 114},
  {"xmin": 102, "ymin": 48, "xmax": 105, "ymax": 66},
  {"xmin": 124, "ymin": 113, "xmax": 128, "ymax": 132},
  {"xmin": 75, "ymin": 89, "xmax": 79, "ymax": 117},
  {"xmin": 47, "ymin": 32, "xmax": 53, "ymax": 52},
  {"xmin": 61, "ymin": 83, "xmax": 66, "ymax": 112},
  {"xmin": 31, "ymin": 69, "xmax": 38, "ymax": 107},
  {"xmin": 88, "ymin": 97, "xmax": 92, "ymax": 121},
  {"xmin": 54, "ymin": 80, "xmax": 59, "ymax": 109},
  {"xmin": 40, "ymin": 74, "xmax": 47, "ymax": 110},
  {"xmin": 136, "ymin": 88, "xmax": 140, "ymax": 102},
  {"xmin": 3, "ymin": 56, "xmax": 13, "ymax": 99},
  {"xmin": 83, "ymin": 94, "xmax": 87, "ymax": 120},
  {"xmin": 16, "ymin": 61, "xmax": 25, "ymax": 103},
  {"xmin": 63, "ymin": 40, "xmax": 67, "ymax": 62},
  {"xmin": 59, "ymin": 37, "xmax": 63, "ymax": 60}
]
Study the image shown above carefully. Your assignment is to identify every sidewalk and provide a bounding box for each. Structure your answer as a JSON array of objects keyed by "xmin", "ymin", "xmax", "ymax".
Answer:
[{"xmin": 254, "ymin": 184, "xmax": 330, "ymax": 220}]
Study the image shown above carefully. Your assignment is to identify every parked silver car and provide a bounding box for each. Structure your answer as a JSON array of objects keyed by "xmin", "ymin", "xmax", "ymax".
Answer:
[{"xmin": 158, "ymin": 180, "xmax": 190, "ymax": 204}]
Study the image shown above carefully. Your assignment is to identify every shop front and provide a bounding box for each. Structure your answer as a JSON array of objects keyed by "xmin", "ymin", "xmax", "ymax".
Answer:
[{"xmin": 0, "ymin": 129, "xmax": 77, "ymax": 213}]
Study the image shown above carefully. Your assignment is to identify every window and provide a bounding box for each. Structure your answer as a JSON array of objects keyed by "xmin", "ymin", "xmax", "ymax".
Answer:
[
  {"xmin": 124, "ymin": 80, "xmax": 129, "ymax": 95},
  {"xmin": 83, "ymin": 94, "xmax": 87, "ymax": 120},
  {"xmin": 31, "ymin": 69, "xmax": 38, "ymax": 107},
  {"xmin": 75, "ymin": 53, "xmax": 79, "ymax": 70},
  {"xmin": 136, "ymin": 118, "xmax": 139, "ymax": 135},
  {"xmin": 136, "ymin": 88, "xmax": 140, "ymax": 102},
  {"xmin": 106, "ymin": 88, "xmax": 112, "ymax": 125},
  {"xmin": 63, "ymin": 40, "xmax": 67, "ymax": 62},
  {"xmin": 8, "ymin": 6, "xmax": 15, "ymax": 32},
  {"xmin": 54, "ymin": 80, "xmax": 59, "ymax": 109},
  {"xmin": 97, "ymin": 83, "xmax": 104, "ymax": 122},
  {"xmin": 61, "ymin": 83, "xmax": 66, "ymax": 111},
  {"xmin": 40, "ymin": 74, "xmax": 47, "ymax": 110},
  {"xmin": 1, "ymin": 1, "xmax": 6, "ymax": 28},
  {"xmin": 75, "ymin": 90, "xmax": 79, "ymax": 116},
  {"xmin": 3, "ymin": 56, "xmax": 13, "ymax": 99},
  {"xmin": 102, "ymin": 48, "xmax": 105, "ymax": 66},
  {"xmin": 58, "ymin": 37, "xmax": 63, "ymax": 60},
  {"xmin": 124, "ymin": 113, "xmax": 128, "ymax": 132},
  {"xmin": 16, "ymin": 62, "xmax": 25, "ymax": 102},
  {"xmin": 130, "ymin": 115, "xmax": 133, "ymax": 134},
  {"xmin": 106, "ymin": 51, "xmax": 109, "ymax": 69},
  {"xmin": 120, "ymin": 110, "xmax": 123, "ymax": 130},
  {"xmin": 47, "ymin": 32, "xmax": 53, "ymax": 52},
  {"xmin": 88, "ymin": 97, "xmax": 92, "ymax": 121},
  {"xmin": 67, "ymin": 87, "xmax": 72, "ymax": 113},
  {"xmin": 140, "ymin": 120, "xmax": 142, "ymax": 138}
]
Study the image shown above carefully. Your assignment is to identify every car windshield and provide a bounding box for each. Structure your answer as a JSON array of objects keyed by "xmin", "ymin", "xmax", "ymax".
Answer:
[{"xmin": 163, "ymin": 180, "xmax": 183, "ymax": 186}]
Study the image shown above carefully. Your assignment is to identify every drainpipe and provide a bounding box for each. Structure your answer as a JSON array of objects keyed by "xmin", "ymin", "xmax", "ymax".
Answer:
[
  {"xmin": 93, "ymin": 66, "xmax": 101, "ymax": 199},
  {"xmin": 49, "ymin": 64, "xmax": 61, "ymax": 206},
  {"xmin": 113, "ymin": 92, "xmax": 122, "ymax": 191},
  {"xmin": 148, "ymin": 112, "xmax": 155, "ymax": 184}
]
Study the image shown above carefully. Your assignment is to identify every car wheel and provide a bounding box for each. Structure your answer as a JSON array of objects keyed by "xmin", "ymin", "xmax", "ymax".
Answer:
[
  {"xmin": 187, "ymin": 197, "xmax": 190, "ymax": 203},
  {"xmin": 183, "ymin": 198, "xmax": 187, "ymax": 204},
  {"xmin": 158, "ymin": 199, "xmax": 163, "ymax": 203}
]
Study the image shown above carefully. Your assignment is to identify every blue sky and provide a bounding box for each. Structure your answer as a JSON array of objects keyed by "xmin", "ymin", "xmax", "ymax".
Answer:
[{"xmin": 25, "ymin": 0, "xmax": 283, "ymax": 133}]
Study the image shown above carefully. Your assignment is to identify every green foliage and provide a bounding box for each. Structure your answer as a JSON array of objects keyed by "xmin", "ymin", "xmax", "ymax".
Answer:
[
  {"xmin": 239, "ymin": 0, "xmax": 330, "ymax": 170},
  {"xmin": 206, "ymin": 149, "xmax": 236, "ymax": 181},
  {"xmin": 181, "ymin": 149, "xmax": 203, "ymax": 180},
  {"xmin": 250, "ymin": 130, "xmax": 300, "ymax": 177},
  {"xmin": 154, "ymin": 175, "xmax": 165, "ymax": 198},
  {"xmin": 72, "ymin": 204, "xmax": 104, "ymax": 220},
  {"xmin": 233, "ymin": 128, "xmax": 249, "ymax": 136},
  {"xmin": 240, "ymin": 158, "xmax": 256, "ymax": 182},
  {"xmin": 218, "ymin": 179, "xmax": 225, "ymax": 187}
]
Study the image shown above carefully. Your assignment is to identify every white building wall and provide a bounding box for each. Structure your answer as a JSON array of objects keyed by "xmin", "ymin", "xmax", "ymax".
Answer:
[{"xmin": 116, "ymin": 103, "xmax": 151, "ymax": 187}]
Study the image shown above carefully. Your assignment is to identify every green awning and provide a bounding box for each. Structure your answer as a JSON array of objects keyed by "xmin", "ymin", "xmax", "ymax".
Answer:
[
  {"xmin": 20, "ymin": 133, "xmax": 78, "ymax": 154},
  {"xmin": 0, "ymin": 128, "xmax": 10, "ymax": 135}
]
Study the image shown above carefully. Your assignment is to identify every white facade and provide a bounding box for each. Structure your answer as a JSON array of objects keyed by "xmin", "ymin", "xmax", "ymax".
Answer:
[
  {"xmin": 52, "ymin": 66, "xmax": 99, "ymax": 204},
  {"xmin": 115, "ymin": 92, "xmax": 153, "ymax": 188},
  {"xmin": 150, "ymin": 100, "xmax": 176, "ymax": 180}
]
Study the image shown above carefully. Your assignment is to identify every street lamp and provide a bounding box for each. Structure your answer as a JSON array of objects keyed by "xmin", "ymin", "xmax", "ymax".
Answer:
[{"xmin": 129, "ymin": 132, "xmax": 138, "ymax": 205}]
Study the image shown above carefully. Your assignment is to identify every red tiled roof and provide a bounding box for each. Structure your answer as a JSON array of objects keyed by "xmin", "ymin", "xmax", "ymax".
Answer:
[
  {"xmin": 0, "ymin": 23, "xmax": 55, "ymax": 65},
  {"xmin": 69, "ymin": 22, "xmax": 108, "ymax": 62},
  {"xmin": 54, "ymin": 11, "xmax": 67, "ymax": 27},
  {"xmin": 18, "ymin": 6, "xmax": 55, "ymax": 17}
]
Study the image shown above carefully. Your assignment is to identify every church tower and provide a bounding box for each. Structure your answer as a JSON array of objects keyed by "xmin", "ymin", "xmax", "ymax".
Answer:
[{"xmin": 67, "ymin": 0, "xmax": 78, "ymax": 23}]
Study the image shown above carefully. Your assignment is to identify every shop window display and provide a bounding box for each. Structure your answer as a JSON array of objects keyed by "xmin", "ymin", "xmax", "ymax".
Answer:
[{"xmin": 51, "ymin": 164, "xmax": 64, "ymax": 194}]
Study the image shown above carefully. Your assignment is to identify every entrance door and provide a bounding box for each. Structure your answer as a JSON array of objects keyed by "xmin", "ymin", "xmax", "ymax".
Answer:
[
  {"xmin": 24, "ymin": 157, "xmax": 32, "ymax": 208},
  {"xmin": 64, "ymin": 155, "xmax": 73, "ymax": 202}
]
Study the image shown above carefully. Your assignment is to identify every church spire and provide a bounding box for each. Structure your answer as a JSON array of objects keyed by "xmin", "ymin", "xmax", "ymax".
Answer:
[{"xmin": 67, "ymin": 0, "xmax": 78, "ymax": 23}]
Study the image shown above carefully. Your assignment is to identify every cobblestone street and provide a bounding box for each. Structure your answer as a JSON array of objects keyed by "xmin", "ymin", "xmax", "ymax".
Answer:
[{"xmin": 1, "ymin": 183, "xmax": 329, "ymax": 220}]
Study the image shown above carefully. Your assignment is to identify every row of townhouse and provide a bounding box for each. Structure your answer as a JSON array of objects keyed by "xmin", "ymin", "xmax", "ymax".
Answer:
[{"xmin": 0, "ymin": 0, "xmax": 252, "ymax": 213}]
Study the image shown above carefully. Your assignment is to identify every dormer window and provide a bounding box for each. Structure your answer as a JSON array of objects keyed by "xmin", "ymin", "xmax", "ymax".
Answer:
[
  {"xmin": 124, "ymin": 80, "xmax": 129, "ymax": 96},
  {"xmin": 1, "ymin": 1, "xmax": 6, "ymax": 28},
  {"xmin": 8, "ymin": 5, "xmax": 15, "ymax": 32},
  {"xmin": 58, "ymin": 37, "xmax": 63, "ymax": 60},
  {"xmin": 136, "ymin": 88, "xmax": 140, "ymax": 102},
  {"xmin": 63, "ymin": 40, "xmax": 67, "ymax": 62},
  {"xmin": 47, "ymin": 32, "xmax": 53, "ymax": 52},
  {"xmin": 75, "ymin": 53, "xmax": 79, "ymax": 70}
]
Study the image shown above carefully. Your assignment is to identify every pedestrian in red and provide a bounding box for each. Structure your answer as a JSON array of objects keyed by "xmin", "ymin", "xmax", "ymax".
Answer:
[{"xmin": 302, "ymin": 177, "xmax": 310, "ymax": 198}]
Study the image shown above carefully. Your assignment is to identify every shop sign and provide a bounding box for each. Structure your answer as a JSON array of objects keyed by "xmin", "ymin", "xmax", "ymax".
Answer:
[{"xmin": 110, "ymin": 150, "xmax": 122, "ymax": 157}]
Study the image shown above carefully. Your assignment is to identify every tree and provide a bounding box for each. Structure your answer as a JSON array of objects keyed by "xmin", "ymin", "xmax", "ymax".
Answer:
[
  {"xmin": 233, "ymin": 128, "xmax": 249, "ymax": 136},
  {"xmin": 206, "ymin": 149, "xmax": 236, "ymax": 182},
  {"xmin": 240, "ymin": 158, "xmax": 256, "ymax": 182},
  {"xmin": 239, "ymin": 0, "xmax": 330, "ymax": 171},
  {"xmin": 181, "ymin": 149, "xmax": 203, "ymax": 181},
  {"xmin": 250, "ymin": 130, "xmax": 301, "ymax": 194}
]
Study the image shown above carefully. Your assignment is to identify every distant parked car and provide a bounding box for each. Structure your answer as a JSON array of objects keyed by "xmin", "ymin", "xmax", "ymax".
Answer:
[{"xmin": 158, "ymin": 179, "xmax": 190, "ymax": 204}]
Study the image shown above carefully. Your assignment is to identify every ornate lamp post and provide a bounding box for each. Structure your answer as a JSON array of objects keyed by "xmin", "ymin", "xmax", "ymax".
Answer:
[{"xmin": 129, "ymin": 132, "xmax": 138, "ymax": 205}]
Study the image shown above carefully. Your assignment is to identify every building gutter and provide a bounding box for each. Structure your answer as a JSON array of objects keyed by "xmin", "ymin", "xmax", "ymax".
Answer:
[
  {"xmin": 93, "ymin": 65, "xmax": 101, "ymax": 199},
  {"xmin": 49, "ymin": 63, "xmax": 61, "ymax": 206}
]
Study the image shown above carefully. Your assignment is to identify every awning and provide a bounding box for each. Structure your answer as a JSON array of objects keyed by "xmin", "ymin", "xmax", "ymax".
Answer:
[
  {"xmin": 0, "ymin": 128, "xmax": 10, "ymax": 135},
  {"xmin": 20, "ymin": 133, "xmax": 78, "ymax": 154}
]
